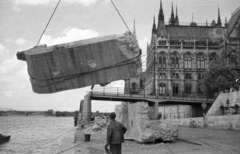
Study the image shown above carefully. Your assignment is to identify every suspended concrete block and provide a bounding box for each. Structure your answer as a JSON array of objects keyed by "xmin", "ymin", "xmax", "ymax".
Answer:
[{"xmin": 16, "ymin": 32, "xmax": 142, "ymax": 94}]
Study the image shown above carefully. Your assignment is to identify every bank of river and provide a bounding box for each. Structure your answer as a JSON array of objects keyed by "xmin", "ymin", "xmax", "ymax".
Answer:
[{"xmin": 0, "ymin": 116, "xmax": 74, "ymax": 154}]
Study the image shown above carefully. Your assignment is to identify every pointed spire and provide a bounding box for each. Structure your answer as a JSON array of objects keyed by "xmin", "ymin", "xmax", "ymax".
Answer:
[
  {"xmin": 133, "ymin": 20, "xmax": 136, "ymax": 35},
  {"xmin": 157, "ymin": 0, "xmax": 166, "ymax": 36},
  {"xmin": 175, "ymin": 4, "xmax": 178, "ymax": 17},
  {"xmin": 133, "ymin": 20, "xmax": 137, "ymax": 39},
  {"xmin": 160, "ymin": 0, "xmax": 163, "ymax": 13},
  {"xmin": 192, "ymin": 12, "xmax": 194, "ymax": 22},
  {"xmin": 225, "ymin": 17, "xmax": 228, "ymax": 27},
  {"xmin": 152, "ymin": 16, "xmax": 157, "ymax": 34},
  {"xmin": 190, "ymin": 12, "xmax": 197, "ymax": 26},
  {"xmin": 206, "ymin": 19, "xmax": 208, "ymax": 26},
  {"xmin": 175, "ymin": 4, "xmax": 179, "ymax": 25},
  {"xmin": 217, "ymin": 5, "xmax": 222, "ymax": 26},
  {"xmin": 158, "ymin": 0, "xmax": 164, "ymax": 21},
  {"xmin": 169, "ymin": 2, "xmax": 175, "ymax": 25}
]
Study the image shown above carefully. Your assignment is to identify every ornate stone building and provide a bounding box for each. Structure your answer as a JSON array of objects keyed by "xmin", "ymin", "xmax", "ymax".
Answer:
[{"xmin": 126, "ymin": 1, "xmax": 240, "ymax": 101}]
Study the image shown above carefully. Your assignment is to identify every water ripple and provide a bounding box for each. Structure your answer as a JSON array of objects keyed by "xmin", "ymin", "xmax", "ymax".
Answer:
[{"xmin": 0, "ymin": 116, "xmax": 74, "ymax": 154}]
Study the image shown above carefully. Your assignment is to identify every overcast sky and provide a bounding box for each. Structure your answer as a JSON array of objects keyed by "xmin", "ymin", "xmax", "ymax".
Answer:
[{"xmin": 0, "ymin": 0, "xmax": 239, "ymax": 112}]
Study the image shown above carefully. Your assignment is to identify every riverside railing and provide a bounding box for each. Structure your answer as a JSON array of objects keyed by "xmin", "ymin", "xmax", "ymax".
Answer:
[{"xmin": 88, "ymin": 86, "xmax": 214, "ymax": 103}]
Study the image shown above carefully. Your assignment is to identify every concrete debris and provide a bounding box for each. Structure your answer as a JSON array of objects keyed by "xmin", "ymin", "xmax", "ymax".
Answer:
[
  {"xmin": 83, "ymin": 117, "xmax": 109, "ymax": 135},
  {"xmin": 117, "ymin": 101, "xmax": 179, "ymax": 143}
]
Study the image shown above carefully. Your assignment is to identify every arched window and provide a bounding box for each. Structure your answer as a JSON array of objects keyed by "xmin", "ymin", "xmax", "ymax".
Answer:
[
  {"xmin": 229, "ymin": 51, "xmax": 237, "ymax": 65},
  {"xmin": 209, "ymin": 52, "xmax": 218, "ymax": 61},
  {"xmin": 158, "ymin": 51, "xmax": 166, "ymax": 68},
  {"xmin": 131, "ymin": 82, "xmax": 138, "ymax": 94},
  {"xmin": 132, "ymin": 82, "xmax": 137, "ymax": 91},
  {"xmin": 184, "ymin": 52, "xmax": 192, "ymax": 69},
  {"xmin": 197, "ymin": 53, "xmax": 206, "ymax": 69},
  {"xmin": 159, "ymin": 83, "xmax": 166, "ymax": 95},
  {"xmin": 198, "ymin": 84, "xmax": 204, "ymax": 95},
  {"xmin": 172, "ymin": 84, "xmax": 179, "ymax": 95},
  {"xmin": 185, "ymin": 83, "xmax": 192, "ymax": 94},
  {"xmin": 159, "ymin": 40, "xmax": 166, "ymax": 46},
  {"xmin": 171, "ymin": 51, "xmax": 180, "ymax": 68}
]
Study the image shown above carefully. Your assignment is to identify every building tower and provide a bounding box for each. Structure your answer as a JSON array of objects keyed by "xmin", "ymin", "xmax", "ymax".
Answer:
[
  {"xmin": 225, "ymin": 17, "xmax": 228, "ymax": 27},
  {"xmin": 133, "ymin": 20, "xmax": 137, "ymax": 40},
  {"xmin": 175, "ymin": 4, "xmax": 179, "ymax": 26},
  {"xmin": 216, "ymin": 6, "xmax": 222, "ymax": 27},
  {"xmin": 152, "ymin": 16, "xmax": 157, "ymax": 34},
  {"xmin": 169, "ymin": 2, "xmax": 175, "ymax": 25},
  {"xmin": 190, "ymin": 12, "xmax": 197, "ymax": 26},
  {"xmin": 157, "ymin": 0, "xmax": 166, "ymax": 36}
]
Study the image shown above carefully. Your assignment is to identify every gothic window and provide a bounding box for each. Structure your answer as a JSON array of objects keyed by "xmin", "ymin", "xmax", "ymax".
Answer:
[
  {"xmin": 131, "ymin": 82, "xmax": 138, "ymax": 94},
  {"xmin": 132, "ymin": 82, "xmax": 137, "ymax": 91},
  {"xmin": 172, "ymin": 73, "xmax": 179, "ymax": 79},
  {"xmin": 158, "ymin": 51, "xmax": 166, "ymax": 68},
  {"xmin": 198, "ymin": 73, "xmax": 204, "ymax": 80},
  {"xmin": 209, "ymin": 52, "xmax": 218, "ymax": 61},
  {"xmin": 229, "ymin": 51, "xmax": 237, "ymax": 65},
  {"xmin": 159, "ymin": 73, "xmax": 166, "ymax": 79},
  {"xmin": 185, "ymin": 73, "xmax": 192, "ymax": 80},
  {"xmin": 185, "ymin": 83, "xmax": 192, "ymax": 94},
  {"xmin": 197, "ymin": 53, "xmax": 206, "ymax": 69},
  {"xmin": 159, "ymin": 83, "xmax": 166, "ymax": 95},
  {"xmin": 171, "ymin": 51, "xmax": 180, "ymax": 68},
  {"xmin": 172, "ymin": 84, "xmax": 179, "ymax": 95},
  {"xmin": 184, "ymin": 52, "xmax": 192, "ymax": 69},
  {"xmin": 159, "ymin": 40, "xmax": 166, "ymax": 46},
  {"xmin": 198, "ymin": 85, "xmax": 204, "ymax": 95}
]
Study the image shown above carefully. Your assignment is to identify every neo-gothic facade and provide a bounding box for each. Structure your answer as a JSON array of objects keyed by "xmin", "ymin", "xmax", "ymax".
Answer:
[{"xmin": 125, "ymin": 0, "xmax": 240, "ymax": 99}]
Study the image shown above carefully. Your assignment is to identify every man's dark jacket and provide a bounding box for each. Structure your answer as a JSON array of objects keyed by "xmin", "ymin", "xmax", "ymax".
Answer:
[{"xmin": 107, "ymin": 120, "xmax": 127, "ymax": 144}]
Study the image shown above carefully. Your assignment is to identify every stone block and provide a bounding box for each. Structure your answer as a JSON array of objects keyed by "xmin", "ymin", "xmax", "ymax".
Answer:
[
  {"xmin": 120, "ymin": 101, "xmax": 178, "ymax": 142},
  {"xmin": 16, "ymin": 32, "xmax": 141, "ymax": 94}
]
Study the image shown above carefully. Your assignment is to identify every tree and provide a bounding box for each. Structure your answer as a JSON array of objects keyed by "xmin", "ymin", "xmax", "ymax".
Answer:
[{"xmin": 201, "ymin": 58, "xmax": 239, "ymax": 98}]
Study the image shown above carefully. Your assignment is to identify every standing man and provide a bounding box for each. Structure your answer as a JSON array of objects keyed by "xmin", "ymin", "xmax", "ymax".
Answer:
[{"xmin": 105, "ymin": 112, "xmax": 127, "ymax": 154}]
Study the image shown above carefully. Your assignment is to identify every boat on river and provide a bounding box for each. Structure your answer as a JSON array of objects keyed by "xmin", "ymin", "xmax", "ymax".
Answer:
[{"xmin": 0, "ymin": 134, "xmax": 11, "ymax": 145}]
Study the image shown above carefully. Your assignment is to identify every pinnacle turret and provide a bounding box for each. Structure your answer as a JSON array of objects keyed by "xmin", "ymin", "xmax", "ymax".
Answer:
[
  {"xmin": 169, "ymin": 2, "xmax": 175, "ymax": 25},
  {"xmin": 158, "ymin": 0, "xmax": 164, "ymax": 21},
  {"xmin": 175, "ymin": 4, "xmax": 179, "ymax": 25},
  {"xmin": 225, "ymin": 17, "xmax": 228, "ymax": 27},
  {"xmin": 133, "ymin": 20, "xmax": 137, "ymax": 39},
  {"xmin": 216, "ymin": 6, "xmax": 222, "ymax": 27},
  {"xmin": 157, "ymin": 0, "xmax": 166, "ymax": 36},
  {"xmin": 152, "ymin": 16, "xmax": 157, "ymax": 34}
]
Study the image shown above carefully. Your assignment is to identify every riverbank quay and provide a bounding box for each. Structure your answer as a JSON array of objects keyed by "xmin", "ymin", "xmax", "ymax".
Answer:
[
  {"xmin": 54, "ymin": 126, "xmax": 240, "ymax": 154},
  {"xmin": 53, "ymin": 127, "xmax": 77, "ymax": 154}
]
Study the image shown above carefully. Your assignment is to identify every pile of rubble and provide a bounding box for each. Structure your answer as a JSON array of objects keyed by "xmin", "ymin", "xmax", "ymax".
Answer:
[
  {"xmin": 83, "ymin": 117, "xmax": 109, "ymax": 135},
  {"xmin": 119, "ymin": 101, "xmax": 179, "ymax": 143}
]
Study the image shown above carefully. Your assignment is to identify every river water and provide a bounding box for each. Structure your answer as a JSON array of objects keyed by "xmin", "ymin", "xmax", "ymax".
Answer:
[{"xmin": 0, "ymin": 116, "xmax": 74, "ymax": 154}]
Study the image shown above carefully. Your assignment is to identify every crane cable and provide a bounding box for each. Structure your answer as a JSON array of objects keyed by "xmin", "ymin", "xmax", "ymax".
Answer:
[
  {"xmin": 36, "ymin": 0, "xmax": 130, "ymax": 46},
  {"xmin": 36, "ymin": 0, "xmax": 62, "ymax": 46},
  {"xmin": 111, "ymin": 0, "xmax": 132, "ymax": 35}
]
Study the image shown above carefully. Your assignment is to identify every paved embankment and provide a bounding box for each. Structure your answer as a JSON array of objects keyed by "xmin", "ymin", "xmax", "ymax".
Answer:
[{"xmin": 55, "ymin": 126, "xmax": 240, "ymax": 154}]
